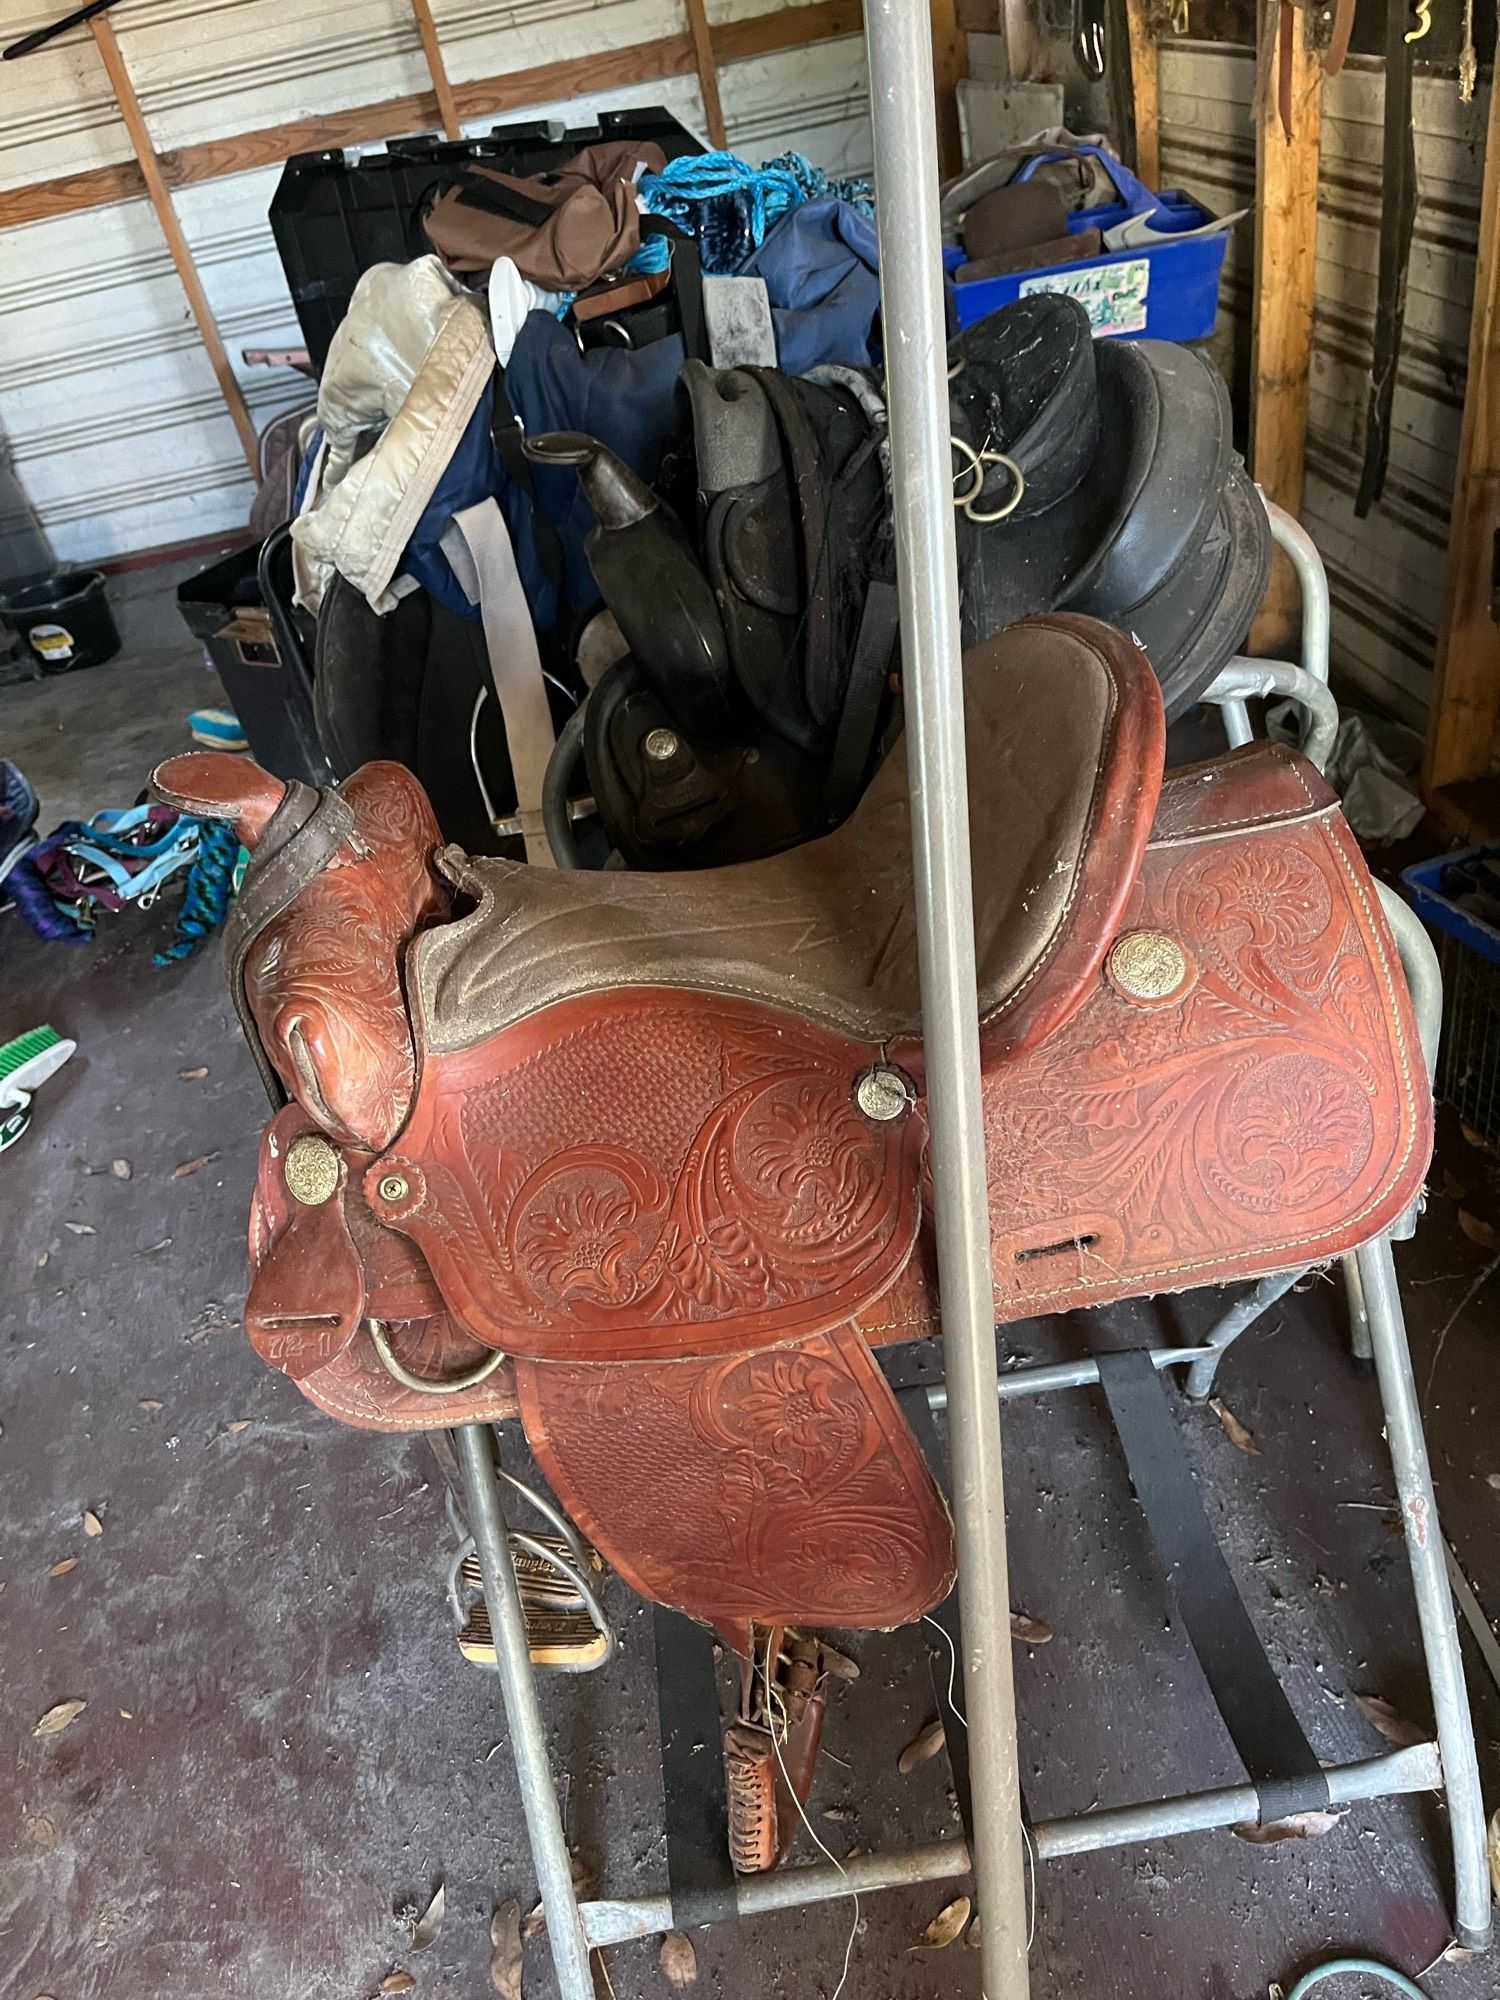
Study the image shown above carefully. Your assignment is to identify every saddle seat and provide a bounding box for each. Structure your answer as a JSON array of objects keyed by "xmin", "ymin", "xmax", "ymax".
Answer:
[{"xmin": 154, "ymin": 613, "xmax": 1431, "ymax": 1664}]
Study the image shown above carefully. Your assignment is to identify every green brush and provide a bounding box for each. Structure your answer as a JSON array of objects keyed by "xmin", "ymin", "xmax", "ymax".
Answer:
[{"xmin": 0, "ymin": 1025, "xmax": 76, "ymax": 1153}]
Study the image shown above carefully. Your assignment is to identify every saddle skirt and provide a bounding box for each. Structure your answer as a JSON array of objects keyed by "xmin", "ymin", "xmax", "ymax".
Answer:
[{"xmin": 154, "ymin": 615, "xmax": 1431, "ymax": 1647}]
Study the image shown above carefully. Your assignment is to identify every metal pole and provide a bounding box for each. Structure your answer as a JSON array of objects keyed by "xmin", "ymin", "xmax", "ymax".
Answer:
[
  {"xmin": 454, "ymin": 1423, "xmax": 596, "ymax": 2000},
  {"xmin": 1353, "ymin": 1235, "xmax": 1493, "ymax": 1952},
  {"xmin": 861, "ymin": 2, "xmax": 1030, "ymax": 1990}
]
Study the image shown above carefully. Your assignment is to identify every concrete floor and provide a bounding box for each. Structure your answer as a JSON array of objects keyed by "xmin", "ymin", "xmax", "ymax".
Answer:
[{"xmin": 2, "ymin": 572, "xmax": 1499, "ymax": 2000}]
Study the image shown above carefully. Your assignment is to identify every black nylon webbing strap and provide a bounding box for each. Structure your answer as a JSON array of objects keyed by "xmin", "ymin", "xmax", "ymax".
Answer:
[
  {"xmin": 1094, "ymin": 1349, "xmax": 1329, "ymax": 1824},
  {"xmin": 653, "ymin": 1605, "xmax": 738, "ymax": 1927},
  {"xmin": 454, "ymin": 173, "xmax": 556, "ymax": 228},
  {"xmin": 896, "ymin": 1383, "xmax": 977, "ymax": 1845}
]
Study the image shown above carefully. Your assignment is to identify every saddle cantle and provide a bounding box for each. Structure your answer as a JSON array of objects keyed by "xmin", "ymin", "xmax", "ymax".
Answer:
[{"xmin": 156, "ymin": 612, "xmax": 1431, "ymax": 1832}]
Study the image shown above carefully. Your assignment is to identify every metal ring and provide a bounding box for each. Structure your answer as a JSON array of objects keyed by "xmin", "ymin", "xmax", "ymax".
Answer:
[
  {"xmin": 949, "ymin": 432, "xmax": 987, "ymax": 508},
  {"xmin": 368, "ymin": 1317, "xmax": 507, "ymax": 1395},
  {"xmin": 964, "ymin": 449, "xmax": 1027, "ymax": 524}
]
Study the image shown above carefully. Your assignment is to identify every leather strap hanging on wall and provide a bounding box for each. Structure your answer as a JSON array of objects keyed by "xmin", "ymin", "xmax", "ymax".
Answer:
[{"xmin": 1355, "ymin": 0, "xmax": 1418, "ymax": 516}]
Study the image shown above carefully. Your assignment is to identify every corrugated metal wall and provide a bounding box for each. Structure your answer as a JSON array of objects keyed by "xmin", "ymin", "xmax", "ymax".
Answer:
[
  {"xmin": 1160, "ymin": 39, "xmax": 1487, "ymax": 727},
  {"xmin": 0, "ymin": 0, "xmax": 871, "ymax": 564}
]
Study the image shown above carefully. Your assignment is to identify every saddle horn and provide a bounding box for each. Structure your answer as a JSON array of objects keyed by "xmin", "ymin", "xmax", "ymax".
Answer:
[
  {"xmin": 524, "ymin": 430, "xmax": 738, "ymax": 745},
  {"xmin": 152, "ymin": 752, "xmax": 287, "ymax": 848}
]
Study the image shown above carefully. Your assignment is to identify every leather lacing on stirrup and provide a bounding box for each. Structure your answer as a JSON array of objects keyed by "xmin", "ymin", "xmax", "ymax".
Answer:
[{"xmin": 726, "ymin": 1626, "xmax": 831, "ymax": 1873}]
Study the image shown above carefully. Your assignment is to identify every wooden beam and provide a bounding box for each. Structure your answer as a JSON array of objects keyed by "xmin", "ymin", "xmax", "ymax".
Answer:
[
  {"xmin": 683, "ymin": 0, "xmax": 728, "ymax": 147},
  {"xmin": 409, "ymin": 0, "xmax": 463, "ymax": 141},
  {"xmin": 1124, "ymin": 0, "xmax": 1160, "ymax": 189},
  {"xmin": 928, "ymin": 0, "xmax": 967, "ymax": 180},
  {"xmin": 1424, "ymin": 38, "xmax": 1500, "ymax": 796},
  {"xmin": 0, "ymin": 1, "xmax": 866, "ymax": 231},
  {"xmin": 1247, "ymin": 0, "xmax": 1321, "ymax": 658},
  {"xmin": 88, "ymin": 16, "xmax": 260, "ymax": 477}
]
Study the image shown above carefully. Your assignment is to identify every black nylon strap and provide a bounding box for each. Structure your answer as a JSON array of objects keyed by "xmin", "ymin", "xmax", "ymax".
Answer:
[
  {"xmin": 1095, "ymin": 1349, "xmax": 1329, "ymax": 1824},
  {"xmin": 653, "ymin": 1605, "xmax": 738, "ymax": 1927},
  {"xmin": 642, "ymin": 215, "xmax": 709, "ymax": 365},
  {"xmin": 454, "ymin": 173, "xmax": 556, "ymax": 228}
]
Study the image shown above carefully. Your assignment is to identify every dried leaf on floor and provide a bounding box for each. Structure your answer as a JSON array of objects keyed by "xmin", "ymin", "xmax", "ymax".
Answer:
[
  {"xmin": 48, "ymin": 1557, "xmax": 79, "ymax": 1578},
  {"xmin": 1209, "ymin": 1398, "xmax": 1261, "ymax": 1455},
  {"xmin": 897, "ymin": 1716, "xmax": 946, "ymax": 1773},
  {"xmin": 489, "ymin": 1900, "xmax": 522, "ymax": 1998},
  {"xmin": 1009, "ymin": 1612, "xmax": 1053, "ymax": 1645},
  {"xmin": 1460, "ymin": 1122, "xmax": 1494, "ymax": 1154},
  {"xmin": 82, "ymin": 1510, "xmax": 103, "ymax": 1537},
  {"xmin": 1355, "ymin": 1693, "xmax": 1426, "ymax": 1748},
  {"xmin": 171, "ymin": 1154, "xmax": 217, "ymax": 1180},
  {"xmin": 24, "ymin": 1817, "xmax": 55, "ymax": 1851},
  {"xmin": 821, "ymin": 1806, "xmax": 852, "ymax": 1821},
  {"xmin": 912, "ymin": 1896, "xmax": 971, "ymax": 1949},
  {"xmin": 34, "ymin": 1699, "xmax": 86, "ymax": 1737},
  {"xmin": 381, "ymin": 1974, "xmax": 414, "ymax": 1994},
  {"xmin": 179, "ymin": 1066, "xmax": 208, "ymax": 1080},
  {"xmin": 224, "ymin": 1421, "xmax": 252, "ymax": 1435},
  {"xmin": 1438, "ymin": 1169, "xmax": 1468, "ymax": 1202},
  {"xmin": 138, "ymin": 1400, "xmax": 163, "ymax": 1413},
  {"xmin": 819, "ymin": 1642, "xmax": 860, "ymax": 1681},
  {"xmin": 1232, "ymin": 1809, "xmax": 1344, "ymax": 1843},
  {"xmin": 409, "ymin": 1885, "xmax": 444, "ymax": 1951},
  {"xmin": 1457, "ymin": 1209, "xmax": 1500, "ymax": 1256},
  {"xmin": 1490, "ymin": 1806, "xmax": 1500, "ymax": 1903},
  {"xmin": 143, "ymin": 1239, "xmax": 171, "ymax": 1254},
  {"xmin": 111, "ymin": 1159, "xmax": 131, "ymax": 1180},
  {"xmin": 659, "ymin": 1930, "xmax": 697, "ymax": 1986},
  {"xmin": 521, "ymin": 1901, "xmax": 545, "ymax": 1941},
  {"xmin": 64, "ymin": 1222, "xmax": 95, "ymax": 1236}
]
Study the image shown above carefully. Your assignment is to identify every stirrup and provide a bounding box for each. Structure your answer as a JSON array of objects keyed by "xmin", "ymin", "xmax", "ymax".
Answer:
[
  {"xmin": 452, "ymin": 1544, "xmax": 612, "ymax": 1672},
  {"xmin": 725, "ymin": 1625, "xmax": 830, "ymax": 1874}
]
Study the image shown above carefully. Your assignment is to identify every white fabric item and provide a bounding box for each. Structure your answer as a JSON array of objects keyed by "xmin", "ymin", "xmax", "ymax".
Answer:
[
  {"xmin": 487, "ymin": 257, "xmax": 564, "ymax": 367},
  {"xmin": 441, "ymin": 499, "xmax": 557, "ymax": 867},
  {"xmin": 291, "ymin": 255, "xmax": 494, "ymax": 616}
]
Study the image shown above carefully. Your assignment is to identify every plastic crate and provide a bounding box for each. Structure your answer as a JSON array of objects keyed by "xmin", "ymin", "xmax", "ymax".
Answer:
[
  {"xmin": 1403, "ymin": 847, "xmax": 1500, "ymax": 1148},
  {"xmin": 948, "ymin": 144, "xmax": 1230, "ymax": 342},
  {"xmin": 269, "ymin": 109, "xmax": 703, "ymax": 367}
]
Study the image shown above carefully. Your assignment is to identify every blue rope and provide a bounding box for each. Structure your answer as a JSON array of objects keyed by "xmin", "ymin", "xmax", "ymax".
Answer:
[
  {"xmin": 1286, "ymin": 1961, "xmax": 1427, "ymax": 1999},
  {"xmin": 154, "ymin": 819, "xmax": 240, "ymax": 965},
  {"xmin": 636, "ymin": 148, "xmax": 874, "ymax": 271}
]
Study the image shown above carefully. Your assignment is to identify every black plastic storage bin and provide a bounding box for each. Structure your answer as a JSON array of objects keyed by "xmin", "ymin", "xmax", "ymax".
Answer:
[
  {"xmin": 270, "ymin": 108, "xmax": 703, "ymax": 367},
  {"xmin": 0, "ymin": 569, "xmax": 120, "ymax": 673},
  {"xmin": 177, "ymin": 546, "xmax": 326, "ymax": 783}
]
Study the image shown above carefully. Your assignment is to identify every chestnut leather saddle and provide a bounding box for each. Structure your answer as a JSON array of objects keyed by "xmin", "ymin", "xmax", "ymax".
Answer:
[{"xmin": 155, "ymin": 614, "xmax": 1429, "ymax": 1864}]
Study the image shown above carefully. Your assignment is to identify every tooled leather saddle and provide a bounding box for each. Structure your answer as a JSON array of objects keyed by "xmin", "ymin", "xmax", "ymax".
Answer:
[{"xmin": 154, "ymin": 614, "xmax": 1430, "ymax": 1867}]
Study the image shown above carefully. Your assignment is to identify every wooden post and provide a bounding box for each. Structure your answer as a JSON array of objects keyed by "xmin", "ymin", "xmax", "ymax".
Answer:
[
  {"xmin": 409, "ymin": 0, "xmax": 462, "ymax": 141},
  {"xmin": 929, "ymin": 0, "xmax": 967, "ymax": 180},
  {"xmin": 89, "ymin": 16, "xmax": 260, "ymax": 477},
  {"xmin": 683, "ymin": 0, "xmax": 727, "ymax": 147},
  {"xmin": 1247, "ymin": 0, "xmax": 1322, "ymax": 658},
  {"xmin": 1424, "ymin": 42, "xmax": 1500, "ymax": 800},
  {"xmin": 1124, "ymin": 0, "xmax": 1160, "ymax": 189}
]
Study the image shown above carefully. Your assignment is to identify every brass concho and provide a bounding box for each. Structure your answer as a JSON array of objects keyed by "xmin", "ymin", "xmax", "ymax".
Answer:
[
  {"xmin": 1107, "ymin": 930, "xmax": 1191, "ymax": 1004},
  {"xmin": 284, "ymin": 1132, "xmax": 341, "ymax": 1206}
]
